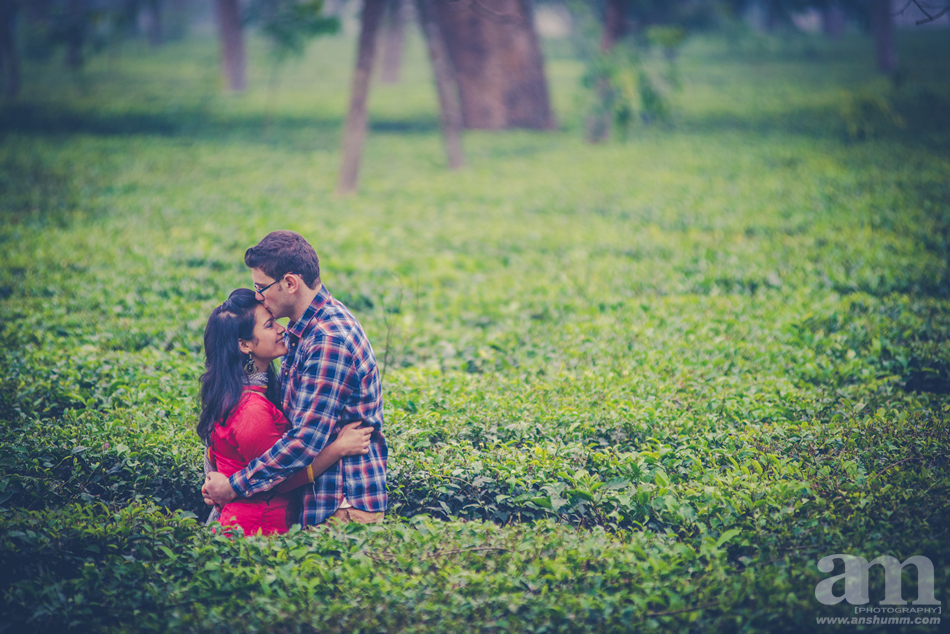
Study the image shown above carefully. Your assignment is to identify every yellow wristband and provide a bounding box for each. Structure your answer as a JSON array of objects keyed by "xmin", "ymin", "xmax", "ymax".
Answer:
[{"xmin": 306, "ymin": 464, "xmax": 314, "ymax": 483}]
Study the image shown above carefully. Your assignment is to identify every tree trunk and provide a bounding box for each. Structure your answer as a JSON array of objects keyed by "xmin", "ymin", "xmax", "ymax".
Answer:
[
  {"xmin": 871, "ymin": 0, "xmax": 896, "ymax": 73},
  {"xmin": 65, "ymin": 0, "xmax": 84, "ymax": 70},
  {"xmin": 380, "ymin": 0, "xmax": 406, "ymax": 83},
  {"xmin": 416, "ymin": 0, "xmax": 464, "ymax": 169},
  {"xmin": 337, "ymin": 0, "xmax": 386, "ymax": 196},
  {"xmin": 214, "ymin": 0, "xmax": 246, "ymax": 92},
  {"xmin": 432, "ymin": 0, "xmax": 554, "ymax": 130},
  {"xmin": 822, "ymin": 3, "xmax": 845, "ymax": 38},
  {"xmin": 0, "ymin": 0, "xmax": 19, "ymax": 99}
]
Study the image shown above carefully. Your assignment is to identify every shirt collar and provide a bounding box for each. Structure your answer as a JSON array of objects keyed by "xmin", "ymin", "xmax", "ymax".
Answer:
[{"xmin": 287, "ymin": 284, "xmax": 330, "ymax": 339}]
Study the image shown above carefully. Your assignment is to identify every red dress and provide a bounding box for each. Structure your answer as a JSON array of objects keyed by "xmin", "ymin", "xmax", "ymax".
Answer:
[{"xmin": 208, "ymin": 386, "xmax": 311, "ymax": 535}]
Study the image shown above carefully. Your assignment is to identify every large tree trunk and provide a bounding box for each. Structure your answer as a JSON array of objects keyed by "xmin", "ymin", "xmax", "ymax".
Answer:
[
  {"xmin": 822, "ymin": 3, "xmax": 845, "ymax": 39},
  {"xmin": 0, "ymin": 0, "xmax": 20, "ymax": 99},
  {"xmin": 416, "ymin": 0, "xmax": 464, "ymax": 169},
  {"xmin": 337, "ymin": 0, "xmax": 387, "ymax": 196},
  {"xmin": 870, "ymin": 0, "xmax": 896, "ymax": 73},
  {"xmin": 380, "ymin": 0, "xmax": 406, "ymax": 83},
  {"xmin": 432, "ymin": 0, "xmax": 554, "ymax": 130},
  {"xmin": 65, "ymin": 0, "xmax": 84, "ymax": 70},
  {"xmin": 214, "ymin": 0, "xmax": 246, "ymax": 92}
]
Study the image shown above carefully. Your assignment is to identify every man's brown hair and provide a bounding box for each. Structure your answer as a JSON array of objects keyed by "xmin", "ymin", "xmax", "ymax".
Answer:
[{"xmin": 245, "ymin": 231, "xmax": 321, "ymax": 289}]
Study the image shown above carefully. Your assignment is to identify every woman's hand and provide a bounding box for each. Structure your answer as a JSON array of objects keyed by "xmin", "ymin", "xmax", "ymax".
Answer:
[
  {"xmin": 335, "ymin": 421, "xmax": 373, "ymax": 456},
  {"xmin": 203, "ymin": 471, "xmax": 237, "ymax": 507}
]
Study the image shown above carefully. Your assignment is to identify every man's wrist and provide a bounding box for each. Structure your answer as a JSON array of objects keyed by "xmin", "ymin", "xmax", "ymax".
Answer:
[{"xmin": 227, "ymin": 473, "xmax": 246, "ymax": 499}]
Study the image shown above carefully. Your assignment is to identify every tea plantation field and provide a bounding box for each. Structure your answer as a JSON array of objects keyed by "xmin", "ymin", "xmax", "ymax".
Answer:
[{"xmin": 1, "ymin": 27, "xmax": 949, "ymax": 633}]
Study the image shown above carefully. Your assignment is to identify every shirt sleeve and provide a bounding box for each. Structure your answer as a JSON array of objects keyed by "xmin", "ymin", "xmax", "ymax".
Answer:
[
  {"xmin": 274, "ymin": 467, "xmax": 312, "ymax": 492},
  {"xmin": 228, "ymin": 334, "xmax": 358, "ymax": 498}
]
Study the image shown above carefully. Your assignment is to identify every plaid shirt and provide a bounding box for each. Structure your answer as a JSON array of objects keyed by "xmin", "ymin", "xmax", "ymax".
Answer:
[{"xmin": 229, "ymin": 284, "xmax": 388, "ymax": 526}]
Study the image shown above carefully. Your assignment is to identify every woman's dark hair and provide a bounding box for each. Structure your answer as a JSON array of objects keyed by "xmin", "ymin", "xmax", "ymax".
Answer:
[{"xmin": 197, "ymin": 288, "xmax": 280, "ymax": 444}]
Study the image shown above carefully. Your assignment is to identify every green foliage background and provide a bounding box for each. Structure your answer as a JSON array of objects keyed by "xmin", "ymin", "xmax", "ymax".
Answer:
[{"xmin": 1, "ymin": 26, "xmax": 949, "ymax": 633}]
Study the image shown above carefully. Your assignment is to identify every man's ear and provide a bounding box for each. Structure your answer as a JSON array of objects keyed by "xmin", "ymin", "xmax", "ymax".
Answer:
[
  {"xmin": 284, "ymin": 274, "xmax": 300, "ymax": 295},
  {"xmin": 238, "ymin": 339, "xmax": 253, "ymax": 354}
]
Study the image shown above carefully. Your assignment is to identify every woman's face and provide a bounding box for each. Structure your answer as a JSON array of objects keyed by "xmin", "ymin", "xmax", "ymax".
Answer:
[{"xmin": 243, "ymin": 304, "xmax": 288, "ymax": 365}]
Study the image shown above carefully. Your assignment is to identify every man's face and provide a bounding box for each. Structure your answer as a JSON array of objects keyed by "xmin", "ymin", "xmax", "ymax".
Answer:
[{"xmin": 251, "ymin": 268, "xmax": 292, "ymax": 319}]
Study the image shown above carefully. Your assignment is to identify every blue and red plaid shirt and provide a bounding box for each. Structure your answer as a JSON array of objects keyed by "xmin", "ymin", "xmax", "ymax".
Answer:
[{"xmin": 228, "ymin": 284, "xmax": 388, "ymax": 526}]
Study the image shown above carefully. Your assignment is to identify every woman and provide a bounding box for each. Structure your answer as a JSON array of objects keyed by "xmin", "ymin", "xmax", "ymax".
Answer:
[{"xmin": 198, "ymin": 288, "xmax": 371, "ymax": 536}]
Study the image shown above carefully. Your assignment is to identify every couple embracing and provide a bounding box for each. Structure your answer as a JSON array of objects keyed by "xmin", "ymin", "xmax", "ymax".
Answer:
[{"xmin": 199, "ymin": 231, "xmax": 387, "ymax": 535}]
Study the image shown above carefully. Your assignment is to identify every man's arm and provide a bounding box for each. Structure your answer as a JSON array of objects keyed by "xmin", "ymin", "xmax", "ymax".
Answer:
[{"xmin": 227, "ymin": 335, "xmax": 358, "ymax": 499}]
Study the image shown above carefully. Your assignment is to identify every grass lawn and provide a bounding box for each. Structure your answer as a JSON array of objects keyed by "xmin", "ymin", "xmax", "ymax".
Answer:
[{"xmin": 1, "ymin": 22, "xmax": 949, "ymax": 633}]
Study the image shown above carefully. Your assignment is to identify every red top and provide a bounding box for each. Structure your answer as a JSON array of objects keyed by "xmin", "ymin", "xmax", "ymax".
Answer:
[{"xmin": 209, "ymin": 386, "xmax": 311, "ymax": 535}]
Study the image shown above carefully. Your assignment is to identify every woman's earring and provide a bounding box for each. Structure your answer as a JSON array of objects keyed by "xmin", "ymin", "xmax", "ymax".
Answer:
[{"xmin": 244, "ymin": 353, "xmax": 256, "ymax": 375}]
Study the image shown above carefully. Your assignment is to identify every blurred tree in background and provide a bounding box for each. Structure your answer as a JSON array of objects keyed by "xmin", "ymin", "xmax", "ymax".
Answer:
[
  {"xmin": 245, "ymin": 0, "xmax": 339, "ymax": 128},
  {"xmin": 1, "ymin": 0, "xmax": 195, "ymax": 96},
  {"xmin": 4, "ymin": 0, "xmax": 947, "ymax": 102},
  {"xmin": 379, "ymin": 0, "xmax": 408, "ymax": 83},
  {"xmin": 0, "ymin": 0, "xmax": 946, "ymax": 177},
  {"xmin": 416, "ymin": 0, "xmax": 465, "ymax": 169},
  {"xmin": 339, "ymin": 0, "xmax": 556, "ymax": 194},
  {"xmin": 337, "ymin": 0, "xmax": 386, "ymax": 194},
  {"xmin": 214, "ymin": 0, "xmax": 338, "ymax": 94},
  {"xmin": 213, "ymin": 0, "xmax": 244, "ymax": 91},
  {"xmin": 571, "ymin": 0, "xmax": 707, "ymax": 142},
  {"xmin": 431, "ymin": 0, "xmax": 554, "ymax": 131}
]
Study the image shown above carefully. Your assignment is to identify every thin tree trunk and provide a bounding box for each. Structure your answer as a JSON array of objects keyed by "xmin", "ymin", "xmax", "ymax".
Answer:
[
  {"xmin": 214, "ymin": 0, "xmax": 246, "ymax": 92},
  {"xmin": 432, "ymin": 0, "xmax": 554, "ymax": 130},
  {"xmin": 416, "ymin": 0, "xmax": 464, "ymax": 169},
  {"xmin": 65, "ymin": 0, "xmax": 84, "ymax": 70},
  {"xmin": 871, "ymin": 0, "xmax": 896, "ymax": 73},
  {"xmin": 337, "ymin": 0, "xmax": 386, "ymax": 196},
  {"xmin": 380, "ymin": 0, "xmax": 406, "ymax": 83},
  {"xmin": 0, "ymin": 0, "xmax": 20, "ymax": 99}
]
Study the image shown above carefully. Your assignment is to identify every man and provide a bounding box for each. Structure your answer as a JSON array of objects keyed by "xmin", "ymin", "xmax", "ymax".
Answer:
[{"xmin": 202, "ymin": 231, "xmax": 387, "ymax": 526}]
